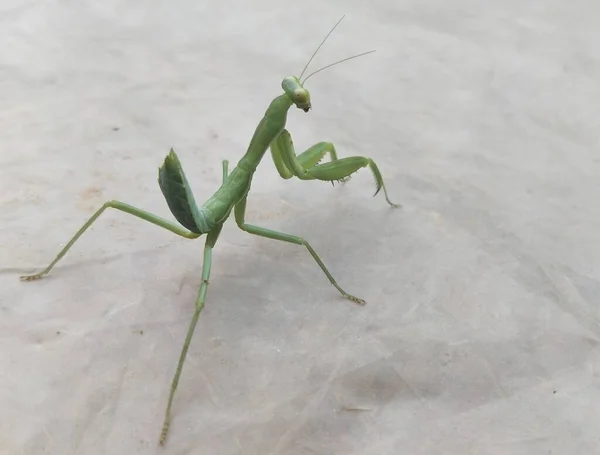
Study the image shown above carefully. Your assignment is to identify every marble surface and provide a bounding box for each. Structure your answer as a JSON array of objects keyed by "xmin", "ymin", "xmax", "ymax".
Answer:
[{"xmin": 2, "ymin": 1, "xmax": 599, "ymax": 454}]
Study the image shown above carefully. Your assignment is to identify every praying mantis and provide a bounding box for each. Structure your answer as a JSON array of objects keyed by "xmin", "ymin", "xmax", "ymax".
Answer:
[{"xmin": 20, "ymin": 16, "xmax": 400, "ymax": 445}]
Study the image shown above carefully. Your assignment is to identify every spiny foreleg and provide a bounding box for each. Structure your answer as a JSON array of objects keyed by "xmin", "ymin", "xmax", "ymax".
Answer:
[
  {"xmin": 270, "ymin": 134, "xmax": 343, "ymax": 180},
  {"xmin": 270, "ymin": 129, "xmax": 399, "ymax": 207}
]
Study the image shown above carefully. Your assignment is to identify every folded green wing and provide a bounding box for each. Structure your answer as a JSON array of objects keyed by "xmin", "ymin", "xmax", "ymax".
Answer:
[{"xmin": 158, "ymin": 149, "xmax": 203, "ymax": 234}]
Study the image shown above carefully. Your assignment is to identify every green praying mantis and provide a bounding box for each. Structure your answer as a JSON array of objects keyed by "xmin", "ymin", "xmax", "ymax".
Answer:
[{"xmin": 20, "ymin": 16, "xmax": 400, "ymax": 445}]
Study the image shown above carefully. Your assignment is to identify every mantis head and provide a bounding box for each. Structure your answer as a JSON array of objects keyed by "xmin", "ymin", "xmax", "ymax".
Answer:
[
  {"xmin": 285, "ymin": 16, "xmax": 375, "ymax": 114},
  {"xmin": 282, "ymin": 76, "xmax": 311, "ymax": 112}
]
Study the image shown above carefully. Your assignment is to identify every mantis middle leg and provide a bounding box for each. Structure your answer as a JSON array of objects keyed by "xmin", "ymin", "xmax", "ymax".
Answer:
[
  {"xmin": 270, "ymin": 129, "xmax": 400, "ymax": 208},
  {"xmin": 233, "ymin": 195, "xmax": 365, "ymax": 305},
  {"xmin": 222, "ymin": 159, "xmax": 229, "ymax": 181}
]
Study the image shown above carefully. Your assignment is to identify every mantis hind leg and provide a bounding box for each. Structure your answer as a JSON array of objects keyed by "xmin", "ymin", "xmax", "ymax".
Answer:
[
  {"xmin": 270, "ymin": 129, "xmax": 399, "ymax": 207},
  {"xmin": 159, "ymin": 223, "xmax": 223, "ymax": 445},
  {"xmin": 233, "ymin": 195, "xmax": 365, "ymax": 305},
  {"xmin": 20, "ymin": 200, "xmax": 201, "ymax": 281}
]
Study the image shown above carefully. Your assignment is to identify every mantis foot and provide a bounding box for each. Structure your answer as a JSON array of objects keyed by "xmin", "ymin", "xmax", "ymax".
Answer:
[
  {"xmin": 345, "ymin": 293, "xmax": 366, "ymax": 306},
  {"xmin": 159, "ymin": 420, "xmax": 169, "ymax": 446},
  {"xmin": 20, "ymin": 273, "xmax": 45, "ymax": 281}
]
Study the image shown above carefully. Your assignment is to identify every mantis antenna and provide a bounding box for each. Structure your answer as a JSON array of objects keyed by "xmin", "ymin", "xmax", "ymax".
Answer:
[
  {"xmin": 298, "ymin": 15, "xmax": 346, "ymax": 80},
  {"xmin": 301, "ymin": 49, "xmax": 376, "ymax": 84}
]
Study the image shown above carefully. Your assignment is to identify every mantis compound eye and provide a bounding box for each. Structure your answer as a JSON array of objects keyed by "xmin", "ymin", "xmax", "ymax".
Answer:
[
  {"xmin": 293, "ymin": 89, "xmax": 307, "ymax": 102},
  {"xmin": 291, "ymin": 89, "xmax": 311, "ymax": 112}
]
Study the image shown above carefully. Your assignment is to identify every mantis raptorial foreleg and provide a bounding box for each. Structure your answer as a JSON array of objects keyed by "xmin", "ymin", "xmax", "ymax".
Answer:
[
  {"xmin": 271, "ymin": 129, "xmax": 399, "ymax": 207},
  {"xmin": 159, "ymin": 223, "xmax": 223, "ymax": 445},
  {"xmin": 233, "ymin": 195, "xmax": 366, "ymax": 306},
  {"xmin": 271, "ymin": 138, "xmax": 342, "ymax": 179},
  {"xmin": 19, "ymin": 201, "xmax": 200, "ymax": 281}
]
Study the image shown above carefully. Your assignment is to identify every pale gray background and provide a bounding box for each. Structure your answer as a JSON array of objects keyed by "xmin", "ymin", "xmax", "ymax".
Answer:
[{"xmin": 2, "ymin": 1, "xmax": 600, "ymax": 454}]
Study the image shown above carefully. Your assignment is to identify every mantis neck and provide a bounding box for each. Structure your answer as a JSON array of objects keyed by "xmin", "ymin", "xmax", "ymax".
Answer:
[{"xmin": 236, "ymin": 94, "xmax": 293, "ymax": 172}]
